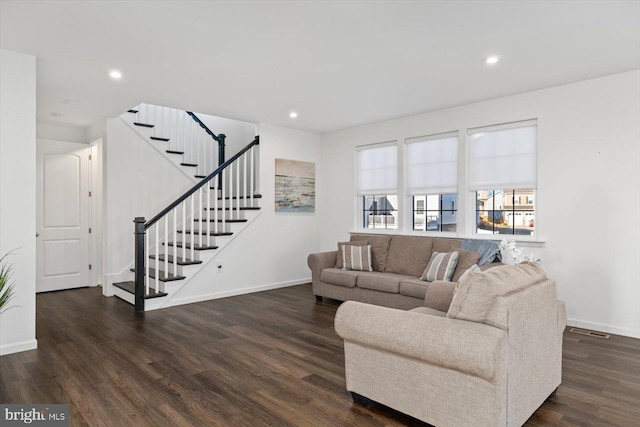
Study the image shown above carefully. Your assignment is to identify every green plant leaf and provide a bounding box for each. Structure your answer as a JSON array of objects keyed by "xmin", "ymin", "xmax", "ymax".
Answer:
[{"xmin": 0, "ymin": 251, "xmax": 16, "ymax": 315}]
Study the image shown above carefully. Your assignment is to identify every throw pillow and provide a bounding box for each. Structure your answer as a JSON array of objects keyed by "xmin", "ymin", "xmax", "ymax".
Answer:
[
  {"xmin": 342, "ymin": 244, "xmax": 373, "ymax": 272},
  {"xmin": 335, "ymin": 240, "xmax": 368, "ymax": 269},
  {"xmin": 446, "ymin": 262, "xmax": 547, "ymax": 323},
  {"xmin": 350, "ymin": 234, "xmax": 392, "ymax": 272},
  {"xmin": 421, "ymin": 251, "xmax": 459, "ymax": 282},
  {"xmin": 450, "ymin": 249, "xmax": 482, "ymax": 282},
  {"xmin": 456, "ymin": 263, "xmax": 482, "ymax": 285}
]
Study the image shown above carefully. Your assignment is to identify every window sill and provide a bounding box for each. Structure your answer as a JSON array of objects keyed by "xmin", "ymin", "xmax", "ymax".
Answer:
[{"xmin": 350, "ymin": 229, "xmax": 546, "ymax": 246}]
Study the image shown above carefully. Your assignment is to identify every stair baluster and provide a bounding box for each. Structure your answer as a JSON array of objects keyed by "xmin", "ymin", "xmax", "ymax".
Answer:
[
  {"xmin": 250, "ymin": 148, "xmax": 254, "ymax": 207},
  {"xmin": 155, "ymin": 223, "xmax": 159, "ymax": 292},
  {"xmin": 198, "ymin": 187, "xmax": 203, "ymax": 249},
  {"xmin": 243, "ymin": 153, "xmax": 248, "ymax": 209},
  {"xmin": 222, "ymin": 168, "xmax": 226, "ymax": 233},
  {"xmin": 190, "ymin": 194, "xmax": 195, "ymax": 261},
  {"xmin": 182, "ymin": 202, "xmax": 186, "ymax": 263},
  {"xmin": 206, "ymin": 184, "xmax": 211, "ymax": 247}
]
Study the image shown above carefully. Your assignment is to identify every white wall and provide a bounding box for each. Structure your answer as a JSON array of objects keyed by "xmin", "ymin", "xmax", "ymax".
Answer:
[
  {"xmin": 167, "ymin": 123, "xmax": 322, "ymax": 305},
  {"xmin": 37, "ymin": 122, "xmax": 88, "ymax": 144},
  {"xmin": 103, "ymin": 118, "xmax": 196, "ymax": 294},
  {"xmin": 319, "ymin": 70, "xmax": 640, "ymax": 338},
  {"xmin": 0, "ymin": 50, "xmax": 37, "ymax": 355}
]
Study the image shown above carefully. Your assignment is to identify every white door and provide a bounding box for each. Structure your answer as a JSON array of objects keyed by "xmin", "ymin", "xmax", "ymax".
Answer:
[{"xmin": 36, "ymin": 140, "xmax": 90, "ymax": 292}]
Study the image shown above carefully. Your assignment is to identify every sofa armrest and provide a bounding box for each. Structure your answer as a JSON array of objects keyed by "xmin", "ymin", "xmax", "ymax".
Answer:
[
  {"xmin": 424, "ymin": 281, "xmax": 456, "ymax": 312},
  {"xmin": 557, "ymin": 300, "xmax": 567, "ymax": 335},
  {"xmin": 335, "ymin": 301, "xmax": 508, "ymax": 383},
  {"xmin": 307, "ymin": 251, "xmax": 337, "ymax": 274}
]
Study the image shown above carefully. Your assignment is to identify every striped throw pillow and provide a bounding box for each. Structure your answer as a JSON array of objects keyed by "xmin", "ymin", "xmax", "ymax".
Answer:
[
  {"xmin": 421, "ymin": 251, "xmax": 460, "ymax": 282},
  {"xmin": 342, "ymin": 244, "xmax": 373, "ymax": 272}
]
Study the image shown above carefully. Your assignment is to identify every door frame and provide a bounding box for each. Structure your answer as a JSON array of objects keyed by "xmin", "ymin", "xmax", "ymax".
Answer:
[{"xmin": 89, "ymin": 139, "xmax": 104, "ymax": 288}]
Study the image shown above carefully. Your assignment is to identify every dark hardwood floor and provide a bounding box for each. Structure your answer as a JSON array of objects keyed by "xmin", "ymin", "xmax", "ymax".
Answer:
[{"xmin": 1, "ymin": 284, "xmax": 639, "ymax": 426}]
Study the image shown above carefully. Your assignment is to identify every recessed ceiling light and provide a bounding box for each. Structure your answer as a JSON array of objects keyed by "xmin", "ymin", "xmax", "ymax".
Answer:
[
  {"xmin": 109, "ymin": 70, "xmax": 123, "ymax": 79},
  {"xmin": 51, "ymin": 112, "xmax": 63, "ymax": 118},
  {"xmin": 485, "ymin": 55, "xmax": 500, "ymax": 65},
  {"xmin": 289, "ymin": 111, "xmax": 298, "ymax": 119},
  {"xmin": 64, "ymin": 99, "xmax": 79, "ymax": 104}
]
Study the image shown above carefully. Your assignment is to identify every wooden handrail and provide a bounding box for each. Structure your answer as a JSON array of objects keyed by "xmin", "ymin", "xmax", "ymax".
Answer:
[
  {"xmin": 144, "ymin": 136, "xmax": 259, "ymax": 229},
  {"xmin": 186, "ymin": 111, "xmax": 224, "ymax": 144}
]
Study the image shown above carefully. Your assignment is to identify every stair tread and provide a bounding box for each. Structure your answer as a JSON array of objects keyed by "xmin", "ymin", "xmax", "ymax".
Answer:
[
  {"xmin": 194, "ymin": 175, "xmax": 206, "ymax": 179},
  {"xmin": 193, "ymin": 218, "xmax": 247, "ymax": 223},
  {"xmin": 177, "ymin": 230, "xmax": 233, "ymax": 236},
  {"xmin": 166, "ymin": 150, "xmax": 184, "ymax": 155},
  {"xmin": 113, "ymin": 281, "xmax": 168, "ymax": 299},
  {"xmin": 206, "ymin": 207, "xmax": 261, "ymax": 211},
  {"xmin": 150, "ymin": 136, "xmax": 170, "ymax": 142},
  {"xmin": 129, "ymin": 268, "xmax": 185, "ymax": 282},
  {"xmin": 164, "ymin": 242, "xmax": 219, "ymax": 250},
  {"xmin": 215, "ymin": 194, "xmax": 262, "ymax": 200},
  {"xmin": 149, "ymin": 254, "xmax": 202, "ymax": 265},
  {"xmin": 181, "ymin": 163, "xmax": 198, "ymax": 167},
  {"xmin": 134, "ymin": 122, "xmax": 154, "ymax": 128},
  {"xmin": 127, "ymin": 109, "xmax": 139, "ymax": 114}
]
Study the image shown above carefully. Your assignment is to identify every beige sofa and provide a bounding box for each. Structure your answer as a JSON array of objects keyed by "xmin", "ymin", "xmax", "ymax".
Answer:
[
  {"xmin": 307, "ymin": 233, "xmax": 498, "ymax": 311},
  {"xmin": 335, "ymin": 262, "xmax": 566, "ymax": 427}
]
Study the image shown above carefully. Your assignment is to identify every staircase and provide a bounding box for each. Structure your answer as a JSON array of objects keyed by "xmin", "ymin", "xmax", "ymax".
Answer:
[{"xmin": 112, "ymin": 104, "xmax": 261, "ymax": 311}]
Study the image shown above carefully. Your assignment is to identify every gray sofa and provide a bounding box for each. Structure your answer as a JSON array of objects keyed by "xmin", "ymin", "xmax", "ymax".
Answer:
[
  {"xmin": 307, "ymin": 233, "xmax": 499, "ymax": 311},
  {"xmin": 334, "ymin": 262, "xmax": 566, "ymax": 427}
]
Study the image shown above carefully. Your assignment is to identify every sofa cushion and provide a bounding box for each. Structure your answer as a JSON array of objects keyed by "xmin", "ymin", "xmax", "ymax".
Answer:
[
  {"xmin": 357, "ymin": 272, "xmax": 413, "ymax": 293},
  {"xmin": 447, "ymin": 262, "xmax": 547, "ymax": 323},
  {"xmin": 409, "ymin": 306, "xmax": 446, "ymax": 317},
  {"xmin": 342, "ymin": 244, "xmax": 373, "ymax": 272},
  {"xmin": 350, "ymin": 234, "xmax": 392, "ymax": 272},
  {"xmin": 421, "ymin": 251, "xmax": 459, "ymax": 282},
  {"xmin": 385, "ymin": 235, "xmax": 434, "ymax": 277},
  {"xmin": 320, "ymin": 268, "xmax": 359, "ymax": 288},
  {"xmin": 424, "ymin": 280, "xmax": 457, "ymax": 312},
  {"xmin": 335, "ymin": 240, "xmax": 368, "ymax": 269},
  {"xmin": 451, "ymin": 249, "xmax": 482, "ymax": 282},
  {"xmin": 432, "ymin": 237, "xmax": 461, "ymax": 253},
  {"xmin": 399, "ymin": 279, "xmax": 429, "ymax": 299}
]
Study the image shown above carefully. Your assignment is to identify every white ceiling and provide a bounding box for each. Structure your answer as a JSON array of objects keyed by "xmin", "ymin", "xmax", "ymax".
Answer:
[{"xmin": 1, "ymin": 1, "xmax": 639, "ymax": 134}]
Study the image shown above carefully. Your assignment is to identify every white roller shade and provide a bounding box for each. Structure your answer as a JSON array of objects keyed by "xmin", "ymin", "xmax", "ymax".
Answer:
[
  {"xmin": 406, "ymin": 133, "xmax": 458, "ymax": 194},
  {"xmin": 468, "ymin": 121, "xmax": 537, "ymax": 190},
  {"xmin": 356, "ymin": 143, "xmax": 397, "ymax": 195}
]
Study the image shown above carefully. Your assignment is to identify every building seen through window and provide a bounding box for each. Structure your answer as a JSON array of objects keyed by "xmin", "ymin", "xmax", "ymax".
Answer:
[
  {"xmin": 363, "ymin": 195, "xmax": 398, "ymax": 229},
  {"xmin": 476, "ymin": 189, "xmax": 535, "ymax": 235},
  {"xmin": 413, "ymin": 194, "xmax": 457, "ymax": 232}
]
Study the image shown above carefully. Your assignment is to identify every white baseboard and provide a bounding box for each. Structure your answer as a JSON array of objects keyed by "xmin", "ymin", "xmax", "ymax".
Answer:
[
  {"xmin": 164, "ymin": 278, "xmax": 311, "ymax": 309},
  {"xmin": 567, "ymin": 318, "xmax": 640, "ymax": 339},
  {"xmin": 0, "ymin": 339, "xmax": 38, "ymax": 356}
]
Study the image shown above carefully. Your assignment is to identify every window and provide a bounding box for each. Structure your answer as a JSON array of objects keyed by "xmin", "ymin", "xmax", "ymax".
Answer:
[
  {"xmin": 469, "ymin": 120, "xmax": 537, "ymax": 236},
  {"xmin": 476, "ymin": 189, "xmax": 535, "ymax": 235},
  {"xmin": 363, "ymin": 195, "xmax": 398, "ymax": 229},
  {"xmin": 413, "ymin": 194, "xmax": 458, "ymax": 231},
  {"xmin": 406, "ymin": 132, "xmax": 458, "ymax": 232},
  {"xmin": 357, "ymin": 142, "xmax": 398, "ymax": 229}
]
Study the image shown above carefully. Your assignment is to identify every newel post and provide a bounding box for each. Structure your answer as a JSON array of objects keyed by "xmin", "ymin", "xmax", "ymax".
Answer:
[
  {"xmin": 134, "ymin": 217, "xmax": 146, "ymax": 312},
  {"xmin": 218, "ymin": 133, "xmax": 226, "ymax": 188}
]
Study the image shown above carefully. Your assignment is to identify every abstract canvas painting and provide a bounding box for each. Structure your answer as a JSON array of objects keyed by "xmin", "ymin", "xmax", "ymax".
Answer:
[{"xmin": 275, "ymin": 159, "xmax": 315, "ymax": 212}]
